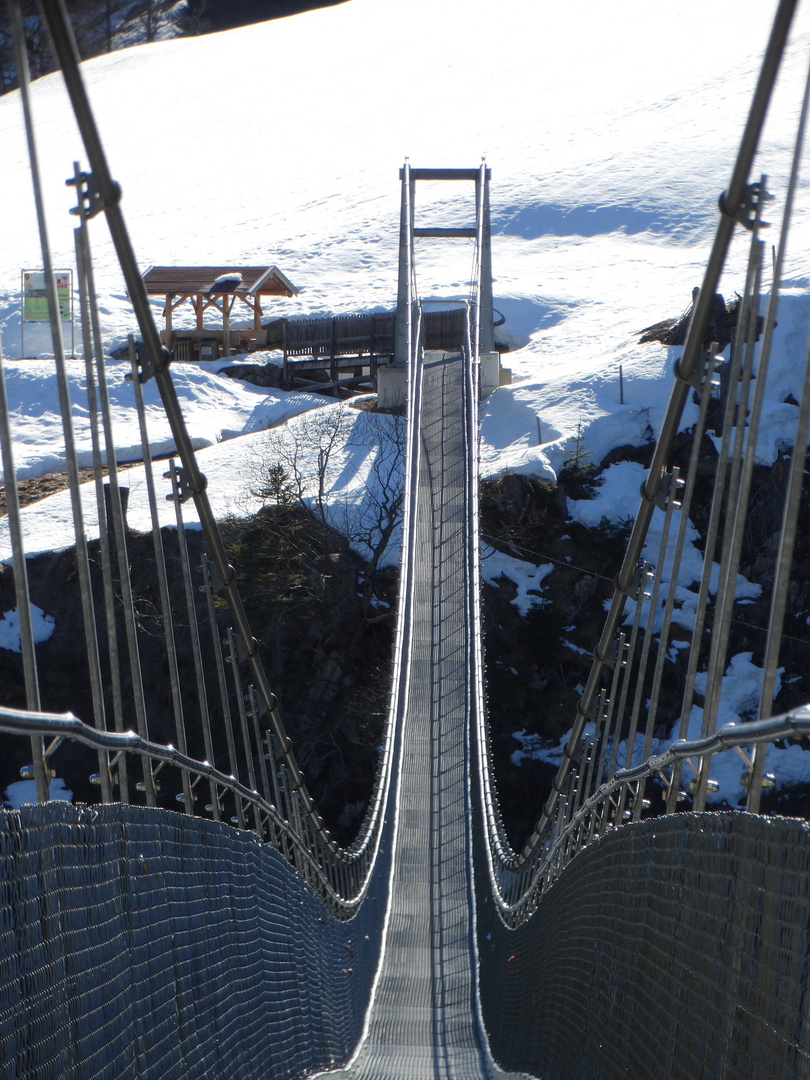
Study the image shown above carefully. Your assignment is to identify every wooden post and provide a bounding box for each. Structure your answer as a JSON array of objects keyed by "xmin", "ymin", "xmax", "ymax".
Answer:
[
  {"xmin": 165, "ymin": 292, "xmax": 173, "ymax": 351},
  {"xmin": 330, "ymin": 317, "xmax": 337, "ymax": 395},
  {"xmin": 283, "ymin": 320, "xmax": 288, "ymax": 385}
]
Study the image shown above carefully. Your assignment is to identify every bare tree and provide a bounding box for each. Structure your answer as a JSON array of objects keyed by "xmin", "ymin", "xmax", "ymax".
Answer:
[
  {"xmin": 335, "ymin": 411, "xmax": 405, "ymax": 619},
  {"xmin": 253, "ymin": 405, "xmax": 352, "ymax": 523},
  {"xmin": 252, "ymin": 404, "xmax": 405, "ymax": 619}
]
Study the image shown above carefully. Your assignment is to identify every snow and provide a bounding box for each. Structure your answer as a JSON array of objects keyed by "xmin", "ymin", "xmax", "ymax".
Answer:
[
  {"xmin": 0, "ymin": 603, "xmax": 55, "ymax": 652},
  {"xmin": 510, "ymin": 651, "xmax": 799, "ymax": 810},
  {"xmin": 480, "ymin": 545, "xmax": 554, "ymax": 616},
  {"xmin": 211, "ymin": 273, "xmax": 242, "ymax": 290},
  {"xmin": 2, "ymin": 776, "xmax": 72, "ymax": 808},
  {"xmin": 1, "ymin": 0, "xmax": 810, "ymax": 802},
  {"xmin": 568, "ymin": 462, "xmax": 646, "ymax": 529},
  {"xmin": 0, "ymin": 355, "xmax": 328, "ymax": 484}
]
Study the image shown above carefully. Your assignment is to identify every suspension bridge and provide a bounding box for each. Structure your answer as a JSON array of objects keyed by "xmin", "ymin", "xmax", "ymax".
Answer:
[{"xmin": 2, "ymin": 1, "xmax": 810, "ymax": 1077}]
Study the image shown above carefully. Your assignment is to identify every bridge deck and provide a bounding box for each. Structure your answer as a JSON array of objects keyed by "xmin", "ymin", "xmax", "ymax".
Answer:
[{"xmin": 325, "ymin": 352, "xmax": 531, "ymax": 1079}]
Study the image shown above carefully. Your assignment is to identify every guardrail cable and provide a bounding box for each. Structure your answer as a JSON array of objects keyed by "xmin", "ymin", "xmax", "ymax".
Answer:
[
  {"xmin": 748, "ymin": 47, "xmax": 810, "ymax": 809},
  {"xmin": 74, "ymin": 217, "xmax": 121, "ymax": 804},
  {"xmin": 8, "ymin": 0, "xmax": 111, "ymax": 767},
  {"xmin": 0, "ymin": 0, "xmax": 409, "ymax": 911},
  {"xmin": 127, "ymin": 340, "xmax": 193, "ymax": 811},
  {"xmin": 699, "ymin": 214, "xmax": 765, "ymax": 728},
  {"xmin": 0, "ymin": 341, "xmax": 49, "ymax": 803},
  {"xmin": 473, "ymin": 0, "xmax": 808, "ymax": 921}
]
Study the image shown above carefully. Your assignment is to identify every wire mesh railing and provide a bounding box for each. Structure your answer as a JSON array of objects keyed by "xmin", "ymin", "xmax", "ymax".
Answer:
[
  {"xmin": 2, "ymin": 0, "xmax": 809, "ymax": 957},
  {"xmin": 0, "ymin": 0, "xmax": 446, "ymax": 918},
  {"xmin": 473, "ymin": 0, "xmax": 810, "ymax": 925}
]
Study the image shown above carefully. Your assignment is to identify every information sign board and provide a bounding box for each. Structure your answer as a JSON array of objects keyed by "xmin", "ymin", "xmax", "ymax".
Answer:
[
  {"xmin": 20, "ymin": 268, "xmax": 74, "ymax": 358},
  {"xmin": 22, "ymin": 270, "xmax": 71, "ymax": 322}
]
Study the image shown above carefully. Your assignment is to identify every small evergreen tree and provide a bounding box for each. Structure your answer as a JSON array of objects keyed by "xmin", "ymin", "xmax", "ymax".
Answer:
[
  {"xmin": 558, "ymin": 419, "xmax": 602, "ymax": 499},
  {"xmin": 254, "ymin": 462, "xmax": 297, "ymax": 508}
]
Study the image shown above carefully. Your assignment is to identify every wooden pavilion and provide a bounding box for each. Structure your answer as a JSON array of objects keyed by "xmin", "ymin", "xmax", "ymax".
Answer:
[{"xmin": 142, "ymin": 265, "xmax": 299, "ymax": 359}]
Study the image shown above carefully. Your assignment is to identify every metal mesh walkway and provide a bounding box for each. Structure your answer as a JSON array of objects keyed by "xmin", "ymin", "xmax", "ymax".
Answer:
[
  {"xmin": 2, "ymin": 0, "xmax": 810, "ymax": 1061},
  {"xmin": 325, "ymin": 353, "xmax": 530, "ymax": 1079}
]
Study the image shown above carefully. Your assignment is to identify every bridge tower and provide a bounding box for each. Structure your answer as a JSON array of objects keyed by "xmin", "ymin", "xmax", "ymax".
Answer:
[{"xmin": 392, "ymin": 164, "xmax": 494, "ymax": 366}]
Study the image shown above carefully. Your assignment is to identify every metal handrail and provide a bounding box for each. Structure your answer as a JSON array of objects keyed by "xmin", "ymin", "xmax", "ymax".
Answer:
[
  {"xmin": 529, "ymin": 0, "xmax": 799, "ymax": 846},
  {"xmin": 0, "ymin": 703, "xmax": 353, "ymax": 911},
  {"xmin": 491, "ymin": 703, "xmax": 810, "ymax": 924},
  {"xmin": 6, "ymin": 0, "xmax": 421, "ymax": 913},
  {"xmin": 473, "ymin": 0, "xmax": 803, "ymax": 913}
]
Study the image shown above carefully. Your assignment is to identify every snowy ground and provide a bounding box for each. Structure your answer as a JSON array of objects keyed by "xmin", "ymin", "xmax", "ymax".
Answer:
[{"xmin": 3, "ymin": 0, "xmax": 810, "ymax": 806}]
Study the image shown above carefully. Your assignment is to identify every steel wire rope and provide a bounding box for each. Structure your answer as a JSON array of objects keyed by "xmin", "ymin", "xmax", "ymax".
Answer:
[
  {"xmin": 127, "ymin": 340, "xmax": 208, "ymax": 814},
  {"xmin": 74, "ymin": 195, "xmax": 158, "ymax": 808},
  {"xmin": 25, "ymin": 0, "xmax": 402, "ymax": 908},
  {"xmin": 33, "ymin": 0, "xmax": 332, "ymax": 851},
  {"xmin": 478, "ymin": 530, "xmax": 618, "ymax": 583},
  {"xmin": 474, "ymin": 0, "xmax": 802, "ymax": 915},
  {"xmin": 460, "ymin": 303, "xmax": 505, "ymax": 1075},
  {"xmin": 74, "ymin": 217, "xmax": 124, "ymax": 803},
  {"xmin": 0, "ymin": 341, "xmax": 48, "ymax": 802},
  {"xmin": 522, "ymin": 0, "xmax": 798, "ymax": 866},
  {"xmin": 627, "ymin": 469, "xmax": 681, "ymax": 821},
  {"xmin": 467, "ymin": 194, "xmax": 535, "ymax": 885},
  {"xmin": 607, "ymin": 566, "xmax": 651, "ymax": 774},
  {"xmin": 72, "ymin": 224, "xmax": 119, "ymax": 804},
  {"xmin": 693, "ymin": 230, "xmax": 767, "ymax": 812},
  {"xmin": 7, "ymin": 0, "xmax": 113, "ymax": 793},
  {"xmin": 699, "ymin": 219, "xmax": 766, "ymax": 735},
  {"xmin": 748, "ymin": 45, "xmax": 810, "ymax": 808}
]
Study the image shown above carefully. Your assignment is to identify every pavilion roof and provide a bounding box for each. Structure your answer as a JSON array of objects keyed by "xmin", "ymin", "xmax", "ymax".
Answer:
[{"xmin": 142, "ymin": 265, "xmax": 299, "ymax": 298}]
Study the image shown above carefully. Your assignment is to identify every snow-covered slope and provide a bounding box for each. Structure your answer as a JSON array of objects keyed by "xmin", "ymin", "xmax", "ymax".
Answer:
[
  {"xmin": 2, "ymin": 0, "xmax": 810, "ymax": 480},
  {"xmin": 3, "ymin": 0, "xmax": 810, "ymax": 805}
]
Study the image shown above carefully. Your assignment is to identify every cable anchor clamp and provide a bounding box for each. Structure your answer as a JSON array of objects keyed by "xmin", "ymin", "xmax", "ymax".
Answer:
[
  {"xmin": 203, "ymin": 559, "xmax": 235, "ymax": 594},
  {"xmin": 654, "ymin": 471, "xmax": 684, "ymax": 512},
  {"xmin": 129, "ymin": 339, "xmax": 172, "ymax": 385},
  {"xmin": 66, "ymin": 170, "xmax": 120, "ymax": 220},
  {"xmin": 594, "ymin": 636, "xmax": 624, "ymax": 672},
  {"xmin": 718, "ymin": 181, "xmax": 773, "ymax": 232},
  {"xmin": 674, "ymin": 345, "xmax": 722, "ymax": 392},
  {"xmin": 164, "ymin": 463, "xmax": 205, "ymax": 503},
  {"xmin": 228, "ymin": 632, "xmax": 259, "ymax": 664}
]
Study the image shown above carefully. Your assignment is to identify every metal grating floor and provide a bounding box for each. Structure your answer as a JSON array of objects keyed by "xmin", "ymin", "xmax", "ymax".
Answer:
[{"xmin": 322, "ymin": 353, "xmax": 534, "ymax": 1079}]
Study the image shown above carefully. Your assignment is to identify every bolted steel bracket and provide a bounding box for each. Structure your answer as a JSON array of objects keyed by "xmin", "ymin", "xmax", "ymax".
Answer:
[
  {"xmin": 164, "ymin": 463, "xmax": 205, "ymax": 504},
  {"xmin": 629, "ymin": 560, "xmax": 653, "ymax": 603},
  {"xmin": 128, "ymin": 338, "xmax": 172, "ymax": 385},
  {"xmin": 66, "ymin": 168, "xmax": 119, "ymax": 220},
  {"xmin": 595, "ymin": 636, "xmax": 624, "ymax": 672},
  {"xmin": 227, "ymin": 631, "xmax": 260, "ymax": 665},
  {"xmin": 674, "ymin": 345, "xmax": 722, "ymax": 393},
  {"xmin": 202, "ymin": 558, "xmax": 234, "ymax": 594},
  {"xmin": 653, "ymin": 471, "xmax": 684, "ymax": 512},
  {"xmin": 718, "ymin": 180, "xmax": 773, "ymax": 231}
]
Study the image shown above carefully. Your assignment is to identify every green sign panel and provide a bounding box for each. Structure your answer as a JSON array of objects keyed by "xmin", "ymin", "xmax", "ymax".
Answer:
[{"xmin": 22, "ymin": 270, "xmax": 71, "ymax": 322}]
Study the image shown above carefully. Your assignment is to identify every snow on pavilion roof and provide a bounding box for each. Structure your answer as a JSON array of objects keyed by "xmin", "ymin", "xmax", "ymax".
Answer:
[{"xmin": 142, "ymin": 265, "xmax": 299, "ymax": 298}]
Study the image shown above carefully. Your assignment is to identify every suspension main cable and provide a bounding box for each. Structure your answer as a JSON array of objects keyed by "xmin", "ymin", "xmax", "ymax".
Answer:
[
  {"xmin": 748, "ymin": 46, "xmax": 810, "ymax": 809},
  {"xmin": 8, "ymin": 0, "xmax": 112, "ymax": 780}
]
